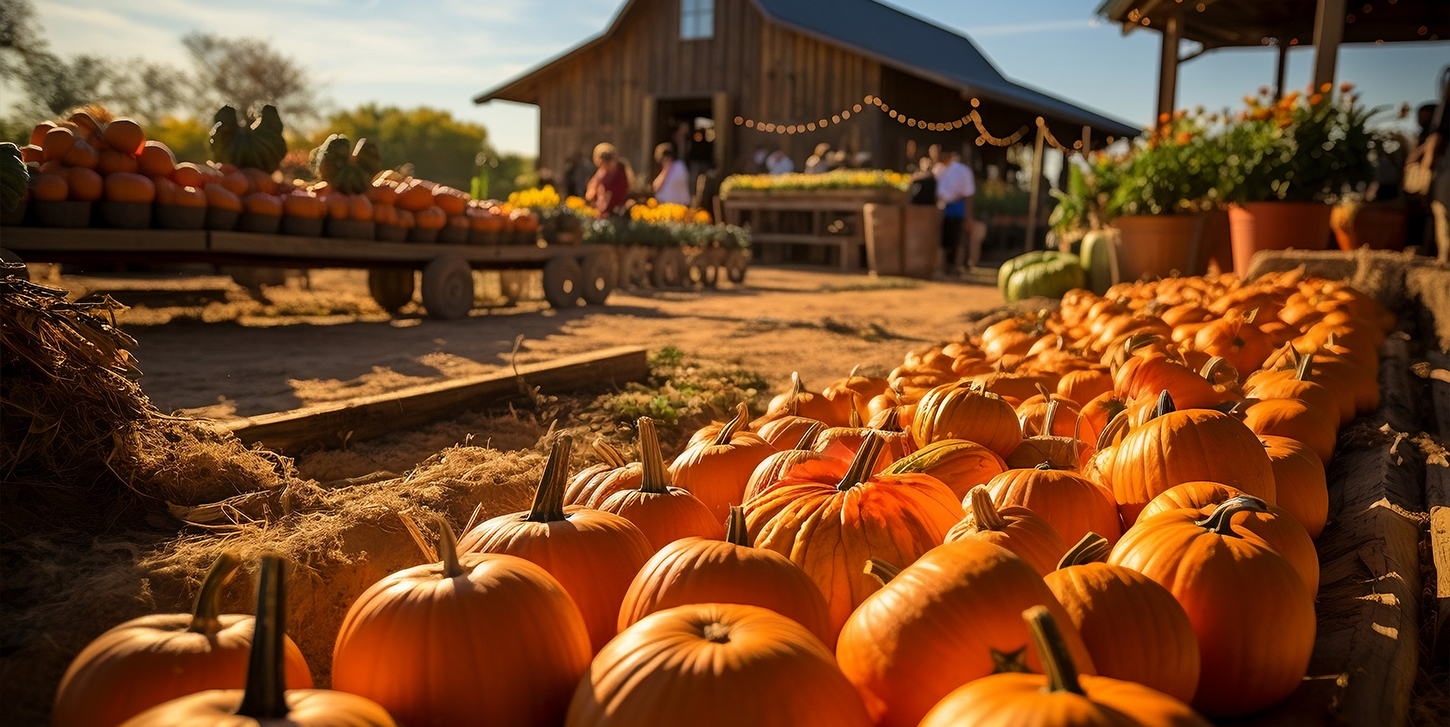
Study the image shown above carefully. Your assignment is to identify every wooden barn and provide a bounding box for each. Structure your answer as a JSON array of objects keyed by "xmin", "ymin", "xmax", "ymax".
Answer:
[{"xmin": 475, "ymin": 0, "xmax": 1139, "ymax": 185}]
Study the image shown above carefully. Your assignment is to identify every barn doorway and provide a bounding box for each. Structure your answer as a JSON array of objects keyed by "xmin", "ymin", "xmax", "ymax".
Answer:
[{"xmin": 650, "ymin": 95, "xmax": 728, "ymax": 207}]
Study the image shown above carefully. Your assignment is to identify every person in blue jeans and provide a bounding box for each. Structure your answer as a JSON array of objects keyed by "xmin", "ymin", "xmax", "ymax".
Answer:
[{"xmin": 932, "ymin": 144, "xmax": 976, "ymax": 274}]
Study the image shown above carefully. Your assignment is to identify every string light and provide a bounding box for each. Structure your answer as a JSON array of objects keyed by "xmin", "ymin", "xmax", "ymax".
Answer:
[{"xmin": 732, "ymin": 92, "xmax": 1105, "ymax": 156}]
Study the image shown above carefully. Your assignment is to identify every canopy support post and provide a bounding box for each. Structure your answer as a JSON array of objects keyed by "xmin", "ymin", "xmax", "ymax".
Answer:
[{"xmin": 1312, "ymin": 0, "xmax": 1346, "ymax": 92}]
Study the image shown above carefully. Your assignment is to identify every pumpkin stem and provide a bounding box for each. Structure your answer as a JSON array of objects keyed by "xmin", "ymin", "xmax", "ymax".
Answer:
[
  {"xmin": 878, "ymin": 408, "xmax": 902, "ymax": 433},
  {"xmin": 837, "ymin": 431, "xmax": 883, "ymax": 492},
  {"xmin": 1040, "ymin": 399, "xmax": 1061, "ymax": 437},
  {"xmin": 788, "ymin": 372, "xmax": 806, "ymax": 416},
  {"xmin": 1295, "ymin": 352, "xmax": 1315, "ymax": 382},
  {"xmin": 968, "ymin": 485, "xmax": 1006, "ymax": 532},
  {"xmin": 725, "ymin": 506, "xmax": 750, "ymax": 546},
  {"xmin": 1035, "ymin": 382, "xmax": 1053, "ymax": 401},
  {"xmin": 1152, "ymin": 390, "xmax": 1176, "ymax": 419},
  {"xmin": 849, "ymin": 396, "xmax": 862, "ymax": 428},
  {"xmin": 1023, "ymin": 606, "xmax": 1086, "ymax": 696},
  {"xmin": 712, "ymin": 402, "xmax": 749, "ymax": 447},
  {"xmin": 235, "ymin": 555, "xmax": 289, "ymax": 720},
  {"xmin": 638, "ymin": 418, "xmax": 670, "ymax": 494},
  {"xmin": 591, "ymin": 437, "xmax": 628, "ymax": 469},
  {"xmin": 702, "ymin": 622, "xmax": 732, "ymax": 644},
  {"xmin": 864, "ymin": 558, "xmax": 902, "ymax": 585},
  {"xmin": 1056, "ymin": 532, "xmax": 1110, "ymax": 569},
  {"xmin": 525, "ymin": 435, "xmax": 574, "ymax": 523},
  {"xmin": 1199, "ymin": 356, "xmax": 1239, "ymax": 386},
  {"xmin": 1325, "ymin": 330, "xmax": 1338, "ymax": 349},
  {"xmin": 793, "ymin": 421, "xmax": 825, "ymax": 451},
  {"xmin": 1195, "ymin": 495, "xmax": 1270, "ymax": 537},
  {"xmin": 1096, "ymin": 410, "xmax": 1129, "ymax": 452},
  {"xmin": 438, "ymin": 516, "xmax": 465, "ymax": 579},
  {"xmin": 188, "ymin": 553, "xmax": 242, "ymax": 634}
]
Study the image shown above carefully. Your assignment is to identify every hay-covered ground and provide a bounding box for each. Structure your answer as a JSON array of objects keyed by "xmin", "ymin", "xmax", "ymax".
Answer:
[{"xmin": 2, "ymin": 264, "xmax": 1002, "ymax": 726}]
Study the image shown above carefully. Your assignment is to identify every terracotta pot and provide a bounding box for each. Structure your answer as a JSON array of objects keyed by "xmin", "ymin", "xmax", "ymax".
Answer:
[
  {"xmin": 1331, "ymin": 202, "xmax": 1408, "ymax": 251},
  {"xmin": 1111, "ymin": 214, "xmax": 1197, "ymax": 282},
  {"xmin": 1228, "ymin": 202, "xmax": 1332, "ymax": 273},
  {"xmin": 1196, "ymin": 208, "xmax": 1233, "ymax": 274}
]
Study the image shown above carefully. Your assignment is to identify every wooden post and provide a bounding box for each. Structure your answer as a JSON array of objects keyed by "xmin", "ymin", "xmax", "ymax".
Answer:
[
  {"xmin": 641, "ymin": 94, "xmax": 657, "ymax": 181},
  {"xmin": 1312, "ymin": 0, "xmax": 1346, "ymax": 92},
  {"xmin": 1156, "ymin": 14, "xmax": 1181, "ymax": 124},
  {"xmin": 1024, "ymin": 122, "xmax": 1047, "ymax": 254},
  {"xmin": 1274, "ymin": 43, "xmax": 1290, "ymax": 99}
]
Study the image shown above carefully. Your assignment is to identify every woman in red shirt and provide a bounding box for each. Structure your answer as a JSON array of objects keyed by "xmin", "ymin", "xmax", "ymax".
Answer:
[{"xmin": 586, "ymin": 143, "xmax": 632, "ymax": 218}]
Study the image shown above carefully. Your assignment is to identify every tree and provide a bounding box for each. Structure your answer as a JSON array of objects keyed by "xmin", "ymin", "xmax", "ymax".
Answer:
[
  {"xmin": 147, "ymin": 116, "xmax": 211, "ymax": 164},
  {"xmin": 0, "ymin": 0, "xmax": 44, "ymax": 79},
  {"xmin": 183, "ymin": 32, "xmax": 318, "ymax": 122},
  {"xmin": 319, "ymin": 105, "xmax": 493, "ymax": 191},
  {"xmin": 105, "ymin": 59, "xmax": 188, "ymax": 126},
  {"xmin": 18, "ymin": 51, "xmax": 110, "ymax": 116}
]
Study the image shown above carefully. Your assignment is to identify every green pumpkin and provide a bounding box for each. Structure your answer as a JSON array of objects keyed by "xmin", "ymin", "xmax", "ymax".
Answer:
[
  {"xmin": 311, "ymin": 135, "xmax": 381, "ymax": 195},
  {"xmin": 1, "ymin": 143, "xmax": 28, "ymax": 213},
  {"xmin": 1001, "ymin": 251, "xmax": 1086, "ymax": 302},
  {"xmin": 209, "ymin": 105, "xmax": 289, "ymax": 172},
  {"xmin": 1078, "ymin": 230, "xmax": 1114, "ymax": 294}
]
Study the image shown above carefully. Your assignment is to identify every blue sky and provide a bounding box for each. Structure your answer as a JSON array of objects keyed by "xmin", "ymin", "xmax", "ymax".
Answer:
[{"xmin": 16, "ymin": 0, "xmax": 1447, "ymax": 154}]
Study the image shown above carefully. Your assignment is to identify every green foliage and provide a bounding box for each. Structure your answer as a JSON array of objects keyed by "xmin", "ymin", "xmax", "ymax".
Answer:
[
  {"xmin": 1049, "ymin": 155, "xmax": 1121, "ymax": 238},
  {"xmin": 148, "ymin": 116, "xmax": 211, "ymax": 164},
  {"xmin": 183, "ymin": 32, "xmax": 317, "ymax": 122},
  {"xmin": 1215, "ymin": 88, "xmax": 1376, "ymax": 204},
  {"xmin": 975, "ymin": 178, "xmax": 1031, "ymax": 217},
  {"xmin": 319, "ymin": 104, "xmax": 491, "ymax": 191},
  {"xmin": 582, "ymin": 218, "xmax": 750, "ymax": 249},
  {"xmin": 1106, "ymin": 113, "xmax": 1223, "ymax": 218},
  {"xmin": 593, "ymin": 346, "xmax": 766, "ymax": 427}
]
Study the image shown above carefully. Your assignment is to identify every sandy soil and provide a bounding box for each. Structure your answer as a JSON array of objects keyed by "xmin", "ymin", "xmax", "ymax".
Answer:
[{"xmin": 45, "ymin": 265, "xmax": 1003, "ymax": 422}]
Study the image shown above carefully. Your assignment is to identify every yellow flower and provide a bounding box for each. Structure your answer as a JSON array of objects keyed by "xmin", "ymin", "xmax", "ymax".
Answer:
[{"xmin": 694, "ymin": 210, "xmax": 712, "ymax": 224}]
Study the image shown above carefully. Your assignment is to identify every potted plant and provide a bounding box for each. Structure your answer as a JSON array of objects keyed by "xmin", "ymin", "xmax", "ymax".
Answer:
[
  {"xmin": 1101, "ymin": 112, "xmax": 1221, "ymax": 281},
  {"xmin": 1217, "ymin": 85, "xmax": 1375, "ymax": 272}
]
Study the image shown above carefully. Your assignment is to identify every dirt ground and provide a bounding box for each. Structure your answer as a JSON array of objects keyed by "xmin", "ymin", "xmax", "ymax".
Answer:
[{"xmin": 44, "ymin": 264, "xmax": 1002, "ymax": 422}]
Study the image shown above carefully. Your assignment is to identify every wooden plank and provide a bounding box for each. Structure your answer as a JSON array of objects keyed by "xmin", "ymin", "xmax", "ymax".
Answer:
[
  {"xmin": 751, "ymin": 233, "xmax": 849, "ymax": 246},
  {"xmin": 227, "ymin": 346, "xmax": 648, "ymax": 454},
  {"xmin": 1427, "ymin": 350, "xmax": 1450, "ymax": 663},
  {"xmin": 3, "ymin": 227, "xmax": 209, "ymax": 254},
  {"xmin": 209, "ymin": 231, "xmax": 576, "ymax": 267}
]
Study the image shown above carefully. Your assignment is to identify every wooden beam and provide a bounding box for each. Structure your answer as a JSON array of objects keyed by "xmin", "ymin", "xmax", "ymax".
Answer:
[
  {"xmin": 1024, "ymin": 123, "xmax": 1047, "ymax": 255},
  {"xmin": 1156, "ymin": 13, "xmax": 1182, "ymax": 123},
  {"xmin": 227, "ymin": 346, "xmax": 649, "ymax": 454},
  {"xmin": 1312, "ymin": 0, "xmax": 1346, "ymax": 92},
  {"xmin": 1428, "ymin": 350, "xmax": 1450, "ymax": 665},
  {"xmin": 1274, "ymin": 43, "xmax": 1290, "ymax": 100}
]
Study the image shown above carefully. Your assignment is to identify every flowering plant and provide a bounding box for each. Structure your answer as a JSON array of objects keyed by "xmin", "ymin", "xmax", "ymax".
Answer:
[
  {"xmin": 1104, "ymin": 109, "xmax": 1224, "ymax": 218},
  {"xmin": 718, "ymin": 169, "xmax": 910, "ymax": 198},
  {"xmin": 1216, "ymin": 84, "xmax": 1375, "ymax": 204}
]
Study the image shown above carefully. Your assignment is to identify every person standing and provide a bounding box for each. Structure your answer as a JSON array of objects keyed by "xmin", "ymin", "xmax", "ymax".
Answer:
[
  {"xmin": 933, "ymin": 145, "xmax": 976, "ymax": 274},
  {"xmin": 586, "ymin": 143, "xmax": 631, "ymax": 218},
  {"xmin": 652, "ymin": 143, "xmax": 692, "ymax": 206}
]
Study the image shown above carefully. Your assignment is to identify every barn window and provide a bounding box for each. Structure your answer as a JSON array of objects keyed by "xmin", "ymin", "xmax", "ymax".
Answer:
[{"xmin": 681, "ymin": 0, "xmax": 714, "ymax": 39}]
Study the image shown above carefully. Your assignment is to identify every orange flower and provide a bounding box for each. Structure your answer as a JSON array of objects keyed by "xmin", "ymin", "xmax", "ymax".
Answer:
[
  {"xmin": 1309, "ymin": 94, "xmax": 1323, "ymax": 105},
  {"xmin": 1176, "ymin": 131, "xmax": 1193, "ymax": 145},
  {"xmin": 1158, "ymin": 112, "xmax": 1171, "ymax": 123},
  {"xmin": 1319, "ymin": 82, "xmax": 1332, "ymax": 93},
  {"xmin": 1339, "ymin": 81, "xmax": 1355, "ymax": 93}
]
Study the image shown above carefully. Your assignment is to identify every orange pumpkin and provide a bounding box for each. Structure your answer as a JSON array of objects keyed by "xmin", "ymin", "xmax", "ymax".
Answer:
[
  {"xmin": 1241, "ymin": 397, "xmax": 1336, "ymax": 466},
  {"xmin": 757, "ymin": 371, "xmax": 846, "ymax": 426},
  {"xmin": 431, "ymin": 185, "xmax": 469, "ymax": 216},
  {"xmin": 880, "ymin": 437, "xmax": 1008, "ymax": 500},
  {"xmin": 136, "ymin": 141, "xmax": 175, "ymax": 178},
  {"xmin": 393, "ymin": 181, "xmax": 435, "ymax": 211},
  {"xmin": 414, "ymin": 204, "xmax": 447, "ymax": 230},
  {"xmin": 618, "ymin": 507, "xmax": 835, "ymax": 646},
  {"xmin": 836, "ymin": 539, "xmax": 1097, "ymax": 727},
  {"xmin": 243, "ymin": 192, "xmax": 283, "ymax": 216},
  {"xmin": 918, "ymin": 606, "xmax": 1208, "ymax": 727},
  {"xmin": 104, "ymin": 172, "xmax": 156, "ymax": 204},
  {"xmin": 42, "ymin": 126, "xmax": 78, "ymax": 162},
  {"xmin": 564, "ymin": 437, "xmax": 643, "ymax": 507},
  {"xmin": 1044, "ymin": 534, "xmax": 1202, "ymax": 704},
  {"xmin": 669, "ymin": 402, "xmax": 777, "ymax": 521},
  {"xmin": 745, "ymin": 432, "xmax": 964, "ymax": 633},
  {"xmin": 282, "ymin": 190, "xmax": 324, "ymax": 219},
  {"xmin": 459, "ymin": 436, "xmax": 654, "ymax": 653},
  {"xmin": 120, "ymin": 556, "xmax": 393, "ymax": 727},
  {"xmin": 742, "ymin": 422, "xmax": 835, "ymax": 501},
  {"xmin": 567, "ymin": 603, "xmax": 873, "ymax": 726},
  {"xmin": 753, "ymin": 414, "xmax": 825, "ymax": 447},
  {"xmin": 333, "ymin": 522, "xmax": 591, "ymax": 726},
  {"xmin": 1113, "ymin": 352, "xmax": 1225, "ymax": 410},
  {"xmin": 987, "ymin": 465, "xmax": 1122, "ymax": 546},
  {"xmin": 171, "ymin": 162, "xmax": 209, "ymax": 189},
  {"xmin": 205, "ymin": 184, "xmax": 243, "ymax": 213},
  {"xmin": 63, "ymin": 166, "xmax": 103, "ymax": 202},
  {"xmin": 97, "ymin": 147, "xmax": 141, "ymax": 175},
  {"xmin": 1054, "ymin": 367, "xmax": 1114, "ymax": 407},
  {"xmin": 1108, "ymin": 497, "xmax": 1316, "ymax": 717},
  {"xmin": 348, "ymin": 193, "xmax": 374, "ymax": 222},
  {"xmin": 1260, "ymin": 434, "xmax": 1328, "ymax": 539},
  {"xmin": 945, "ymin": 485, "xmax": 1069, "ymax": 575},
  {"xmin": 597, "ymin": 417, "xmax": 725, "ymax": 551},
  {"xmin": 910, "ymin": 381, "xmax": 1021, "ymax": 458},
  {"xmin": 33, "ymin": 172, "xmax": 68, "ymax": 201},
  {"xmin": 1135, "ymin": 482, "xmax": 1319, "ymax": 594},
  {"xmin": 1101, "ymin": 392, "xmax": 1275, "ymax": 523},
  {"xmin": 54, "ymin": 555, "xmax": 313, "ymax": 727},
  {"xmin": 101, "ymin": 118, "xmax": 146, "ymax": 156}
]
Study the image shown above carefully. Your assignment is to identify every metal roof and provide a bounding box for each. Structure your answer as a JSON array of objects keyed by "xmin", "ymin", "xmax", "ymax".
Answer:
[{"xmin": 475, "ymin": 0, "xmax": 1141, "ymax": 138}]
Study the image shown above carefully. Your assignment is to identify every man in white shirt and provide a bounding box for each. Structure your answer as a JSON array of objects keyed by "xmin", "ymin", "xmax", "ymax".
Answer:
[{"xmin": 932, "ymin": 144, "xmax": 976, "ymax": 274}]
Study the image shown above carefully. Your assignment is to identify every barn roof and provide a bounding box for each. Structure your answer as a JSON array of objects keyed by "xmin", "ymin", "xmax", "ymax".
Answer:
[{"xmin": 475, "ymin": 0, "xmax": 1141, "ymax": 139}]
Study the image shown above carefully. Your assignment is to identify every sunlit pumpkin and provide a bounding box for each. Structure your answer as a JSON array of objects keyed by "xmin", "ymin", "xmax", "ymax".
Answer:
[{"xmin": 597, "ymin": 418, "xmax": 724, "ymax": 551}]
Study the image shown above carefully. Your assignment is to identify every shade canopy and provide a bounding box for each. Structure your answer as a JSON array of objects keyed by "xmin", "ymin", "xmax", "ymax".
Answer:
[{"xmin": 1097, "ymin": 0, "xmax": 1446, "ymax": 49}]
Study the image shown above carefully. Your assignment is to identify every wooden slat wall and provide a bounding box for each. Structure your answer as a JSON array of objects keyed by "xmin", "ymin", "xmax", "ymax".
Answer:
[{"xmin": 527, "ymin": 0, "xmax": 883, "ymax": 179}]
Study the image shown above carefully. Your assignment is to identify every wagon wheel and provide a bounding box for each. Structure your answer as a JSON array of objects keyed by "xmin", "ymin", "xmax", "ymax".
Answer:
[
  {"xmin": 0, "ymin": 248, "xmax": 28, "ymax": 280},
  {"xmin": 498, "ymin": 270, "xmax": 530, "ymax": 305},
  {"xmin": 621, "ymin": 245, "xmax": 650, "ymax": 289},
  {"xmin": 421, "ymin": 254, "xmax": 475, "ymax": 320},
  {"xmin": 683, "ymin": 253, "xmax": 707, "ymax": 289},
  {"xmin": 724, "ymin": 248, "xmax": 750, "ymax": 284},
  {"xmin": 367, "ymin": 268, "xmax": 415, "ymax": 313},
  {"xmin": 542, "ymin": 255, "xmax": 584, "ymax": 309},
  {"xmin": 650, "ymin": 247, "xmax": 686, "ymax": 289},
  {"xmin": 579, "ymin": 250, "xmax": 618, "ymax": 305}
]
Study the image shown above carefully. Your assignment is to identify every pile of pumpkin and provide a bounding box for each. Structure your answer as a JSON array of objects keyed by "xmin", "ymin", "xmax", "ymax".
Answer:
[
  {"xmin": 9, "ymin": 105, "xmax": 537, "ymax": 244},
  {"xmin": 49, "ymin": 269, "xmax": 1382, "ymax": 727}
]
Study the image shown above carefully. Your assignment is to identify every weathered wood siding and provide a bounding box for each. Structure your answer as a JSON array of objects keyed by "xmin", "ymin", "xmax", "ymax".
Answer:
[{"xmin": 529, "ymin": 0, "xmax": 882, "ymax": 178}]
